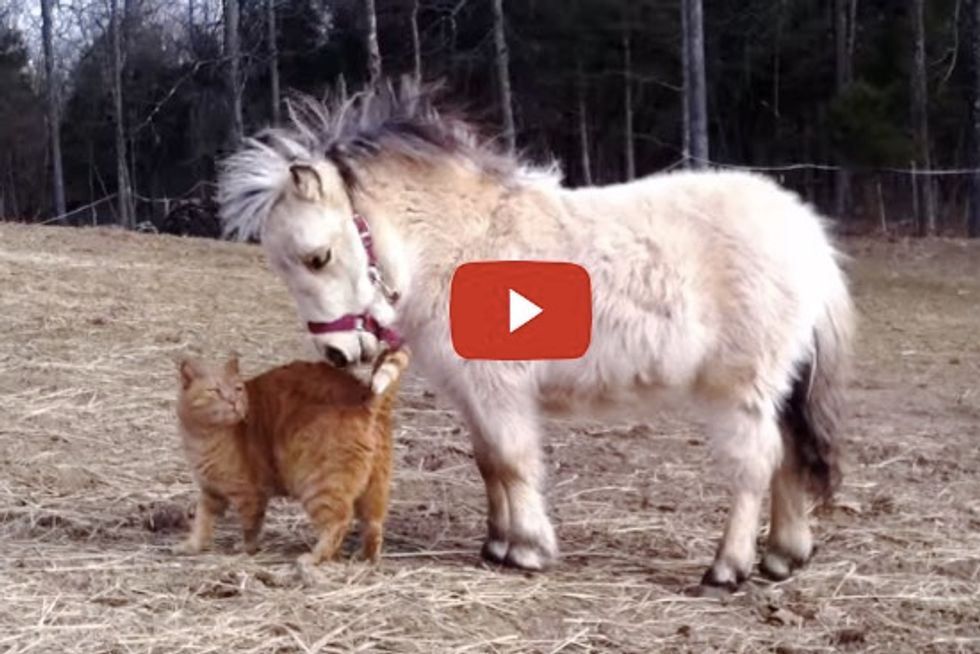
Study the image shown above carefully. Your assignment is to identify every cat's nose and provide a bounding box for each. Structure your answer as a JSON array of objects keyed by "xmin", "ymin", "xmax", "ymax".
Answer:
[{"xmin": 324, "ymin": 346, "xmax": 350, "ymax": 369}]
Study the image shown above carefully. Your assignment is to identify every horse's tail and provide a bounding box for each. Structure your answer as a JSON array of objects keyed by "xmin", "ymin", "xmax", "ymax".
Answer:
[{"xmin": 781, "ymin": 276, "xmax": 854, "ymax": 501}]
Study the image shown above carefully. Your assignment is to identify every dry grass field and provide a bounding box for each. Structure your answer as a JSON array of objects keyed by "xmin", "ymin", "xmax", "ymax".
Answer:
[{"xmin": 1, "ymin": 222, "xmax": 978, "ymax": 653}]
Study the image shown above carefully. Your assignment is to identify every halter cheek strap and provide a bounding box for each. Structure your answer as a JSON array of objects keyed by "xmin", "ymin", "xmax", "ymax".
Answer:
[
  {"xmin": 306, "ymin": 213, "xmax": 403, "ymax": 348},
  {"xmin": 353, "ymin": 213, "xmax": 400, "ymax": 305}
]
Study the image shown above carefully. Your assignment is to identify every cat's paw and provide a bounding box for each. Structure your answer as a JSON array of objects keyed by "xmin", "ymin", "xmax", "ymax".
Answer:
[
  {"xmin": 295, "ymin": 554, "xmax": 324, "ymax": 587},
  {"xmin": 172, "ymin": 539, "xmax": 203, "ymax": 556},
  {"xmin": 361, "ymin": 545, "xmax": 382, "ymax": 565},
  {"xmin": 235, "ymin": 540, "xmax": 260, "ymax": 556},
  {"xmin": 296, "ymin": 552, "xmax": 321, "ymax": 568}
]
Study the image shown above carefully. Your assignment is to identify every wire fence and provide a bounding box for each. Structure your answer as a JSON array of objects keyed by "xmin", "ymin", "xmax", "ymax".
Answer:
[
  {"xmin": 674, "ymin": 157, "xmax": 980, "ymax": 236},
  {"xmin": 4, "ymin": 163, "xmax": 980, "ymax": 237},
  {"xmin": 28, "ymin": 181, "xmax": 218, "ymax": 233}
]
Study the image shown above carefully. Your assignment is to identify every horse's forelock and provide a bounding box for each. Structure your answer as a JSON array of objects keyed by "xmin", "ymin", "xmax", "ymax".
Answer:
[{"xmin": 218, "ymin": 137, "xmax": 295, "ymax": 242}]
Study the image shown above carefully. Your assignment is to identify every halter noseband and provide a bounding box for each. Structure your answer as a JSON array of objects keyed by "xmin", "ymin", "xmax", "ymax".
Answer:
[{"xmin": 306, "ymin": 213, "xmax": 403, "ymax": 349}]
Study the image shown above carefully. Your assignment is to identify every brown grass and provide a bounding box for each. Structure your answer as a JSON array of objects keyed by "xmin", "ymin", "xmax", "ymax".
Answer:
[{"xmin": 1, "ymin": 222, "xmax": 979, "ymax": 653}]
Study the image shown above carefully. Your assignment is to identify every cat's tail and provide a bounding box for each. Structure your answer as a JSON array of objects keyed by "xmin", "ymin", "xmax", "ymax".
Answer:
[{"xmin": 370, "ymin": 347, "xmax": 411, "ymax": 396}]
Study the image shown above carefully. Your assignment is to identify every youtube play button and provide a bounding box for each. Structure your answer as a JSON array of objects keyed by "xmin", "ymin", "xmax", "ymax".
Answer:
[
  {"xmin": 450, "ymin": 261, "xmax": 592, "ymax": 360},
  {"xmin": 508, "ymin": 290, "xmax": 542, "ymax": 333}
]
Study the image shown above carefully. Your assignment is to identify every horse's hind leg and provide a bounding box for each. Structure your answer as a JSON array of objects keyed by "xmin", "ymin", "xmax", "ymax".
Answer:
[
  {"xmin": 464, "ymin": 397, "xmax": 557, "ymax": 571},
  {"xmin": 761, "ymin": 453, "xmax": 814, "ymax": 580},
  {"xmin": 700, "ymin": 404, "xmax": 782, "ymax": 593}
]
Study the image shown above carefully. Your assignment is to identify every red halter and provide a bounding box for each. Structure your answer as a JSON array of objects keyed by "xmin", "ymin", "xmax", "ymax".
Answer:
[{"xmin": 306, "ymin": 213, "xmax": 403, "ymax": 348}]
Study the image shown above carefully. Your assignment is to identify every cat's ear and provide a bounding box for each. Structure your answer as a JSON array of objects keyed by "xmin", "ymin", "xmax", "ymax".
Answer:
[
  {"xmin": 179, "ymin": 357, "xmax": 204, "ymax": 389},
  {"xmin": 224, "ymin": 354, "xmax": 240, "ymax": 376}
]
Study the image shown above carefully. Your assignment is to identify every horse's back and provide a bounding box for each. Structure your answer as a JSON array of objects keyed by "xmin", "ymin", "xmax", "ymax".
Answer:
[{"xmin": 546, "ymin": 169, "xmax": 847, "ymax": 410}]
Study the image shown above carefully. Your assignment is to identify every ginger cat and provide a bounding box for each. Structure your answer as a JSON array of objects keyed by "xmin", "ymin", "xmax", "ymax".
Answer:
[{"xmin": 174, "ymin": 349, "xmax": 409, "ymax": 565}]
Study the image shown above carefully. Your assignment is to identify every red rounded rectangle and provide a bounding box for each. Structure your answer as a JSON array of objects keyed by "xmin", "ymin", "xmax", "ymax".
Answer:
[{"xmin": 450, "ymin": 261, "xmax": 592, "ymax": 360}]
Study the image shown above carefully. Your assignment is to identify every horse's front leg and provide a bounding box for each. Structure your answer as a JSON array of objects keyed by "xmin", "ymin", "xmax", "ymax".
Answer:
[
  {"xmin": 463, "ymin": 395, "xmax": 557, "ymax": 571},
  {"xmin": 471, "ymin": 439, "xmax": 511, "ymax": 564},
  {"xmin": 700, "ymin": 405, "xmax": 782, "ymax": 593}
]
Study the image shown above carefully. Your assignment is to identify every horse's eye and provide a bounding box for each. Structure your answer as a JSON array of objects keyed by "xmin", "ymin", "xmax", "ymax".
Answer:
[{"xmin": 305, "ymin": 249, "xmax": 331, "ymax": 272}]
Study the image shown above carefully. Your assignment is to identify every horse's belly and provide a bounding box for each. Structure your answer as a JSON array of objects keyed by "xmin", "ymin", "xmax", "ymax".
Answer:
[{"xmin": 537, "ymin": 376, "xmax": 686, "ymax": 422}]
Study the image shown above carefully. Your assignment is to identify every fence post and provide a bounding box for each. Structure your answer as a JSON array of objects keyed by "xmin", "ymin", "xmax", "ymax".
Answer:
[
  {"xmin": 877, "ymin": 180, "xmax": 887, "ymax": 233},
  {"xmin": 911, "ymin": 161, "xmax": 919, "ymax": 231}
]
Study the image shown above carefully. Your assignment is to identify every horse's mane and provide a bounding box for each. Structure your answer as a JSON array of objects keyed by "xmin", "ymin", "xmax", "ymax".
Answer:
[{"xmin": 218, "ymin": 79, "xmax": 561, "ymax": 241}]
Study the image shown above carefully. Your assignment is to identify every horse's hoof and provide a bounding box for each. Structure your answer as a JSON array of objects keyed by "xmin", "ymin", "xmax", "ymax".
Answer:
[
  {"xmin": 503, "ymin": 543, "xmax": 552, "ymax": 571},
  {"xmin": 698, "ymin": 562, "xmax": 747, "ymax": 596},
  {"xmin": 760, "ymin": 544, "xmax": 814, "ymax": 581},
  {"xmin": 760, "ymin": 552, "xmax": 796, "ymax": 581},
  {"xmin": 481, "ymin": 539, "xmax": 509, "ymax": 564}
]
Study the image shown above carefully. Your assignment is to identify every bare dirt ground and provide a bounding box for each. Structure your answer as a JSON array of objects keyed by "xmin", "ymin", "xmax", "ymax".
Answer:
[{"xmin": 1, "ymin": 222, "xmax": 978, "ymax": 654}]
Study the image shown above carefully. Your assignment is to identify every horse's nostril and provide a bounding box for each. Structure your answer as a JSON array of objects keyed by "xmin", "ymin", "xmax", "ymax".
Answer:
[{"xmin": 324, "ymin": 346, "xmax": 349, "ymax": 368}]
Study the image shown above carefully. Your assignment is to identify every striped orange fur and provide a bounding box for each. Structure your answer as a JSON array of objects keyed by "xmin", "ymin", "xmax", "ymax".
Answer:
[{"xmin": 174, "ymin": 349, "xmax": 408, "ymax": 565}]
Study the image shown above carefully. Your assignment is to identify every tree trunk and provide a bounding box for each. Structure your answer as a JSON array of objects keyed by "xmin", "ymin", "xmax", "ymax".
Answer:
[
  {"xmin": 6, "ymin": 154, "xmax": 19, "ymax": 219},
  {"xmin": 576, "ymin": 58, "xmax": 592, "ymax": 186},
  {"xmin": 110, "ymin": 0, "xmax": 133, "ymax": 228},
  {"xmin": 123, "ymin": 0, "xmax": 136, "ymax": 58},
  {"xmin": 188, "ymin": 0, "xmax": 197, "ymax": 53},
  {"xmin": 912, "ymin": 0, "xmax": 937, "ymax": 236},
  {"xmin": 835, "ymin": 0, "xmax": 855, "ymax": 87},
  {"xmin": 365, "ymin": 0, "xmax": 382, "ymax": 86},
  {"xmin": 773, "ymin": 0, "xmax": 784, "ymax": 120},
  {"xmin": 834, "ymin": 0, "xmax": 854, "ymax": 220},
  {"xmin": 88, "ymin": 140, "xmax": 96, "ymax": 224},
  {"xmin": 971, "ymin": 0, "xmax": 980, "ymax": 237},
  {"xmin": 684, "ymin": 0, "xmax": 709, "ymax": 167},
  {"xmin": 338, "ymin": 73, "xmax": 349, "ymax": 100},
  {"xmin": 847, "ymin": 0, "xmax": 859, "ymax": 69},
  {"xmin": 41, "ymin": 0, "xmax": 66, "ymax": 221},
  {"xmin": 411, "ymin": 0, "xmax": 422, "ymax": 84},
  {"xmin": 680, "ymin": 0, "xmax": 690, "ymax": 165},
  {"xmin": 491, "ymin": 0, "xmax": 516, "ymax": 152},
  {"xmin": 224, "ymin": 0, "xmax": 244, "ymax": 149},
  {"xmin": 623, "ymin": 27, "xmax": 636, "ymax": 180},
  {"xmin": 267, "ymin": 0, "xmax": 281, "ymax": 123}
]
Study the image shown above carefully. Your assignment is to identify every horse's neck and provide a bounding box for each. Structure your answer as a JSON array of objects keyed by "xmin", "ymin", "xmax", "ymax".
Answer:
[{"xmin": 356, "ymin": 161, "xmax": 512, "ymax": 291}]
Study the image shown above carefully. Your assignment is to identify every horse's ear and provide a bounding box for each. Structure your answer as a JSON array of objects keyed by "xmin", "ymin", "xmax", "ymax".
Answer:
[
  {"xmin": 179, "ymin": 357, "xmax": 205, "ymax": 389},
  {"xmin": 289, "ymin": 164, "xmax": 323, "ymax": 202}
]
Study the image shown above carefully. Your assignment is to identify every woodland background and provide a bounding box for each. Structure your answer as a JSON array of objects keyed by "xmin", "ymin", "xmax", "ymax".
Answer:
[{"xmin": 1, "ymin": 0, "xmax": 979, "ymax": 237}]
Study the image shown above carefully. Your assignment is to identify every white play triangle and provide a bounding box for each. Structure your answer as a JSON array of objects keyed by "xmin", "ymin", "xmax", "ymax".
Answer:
[{"xmin": 508, "ymin": 289, "xmax": 543, "ymax": 333}]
